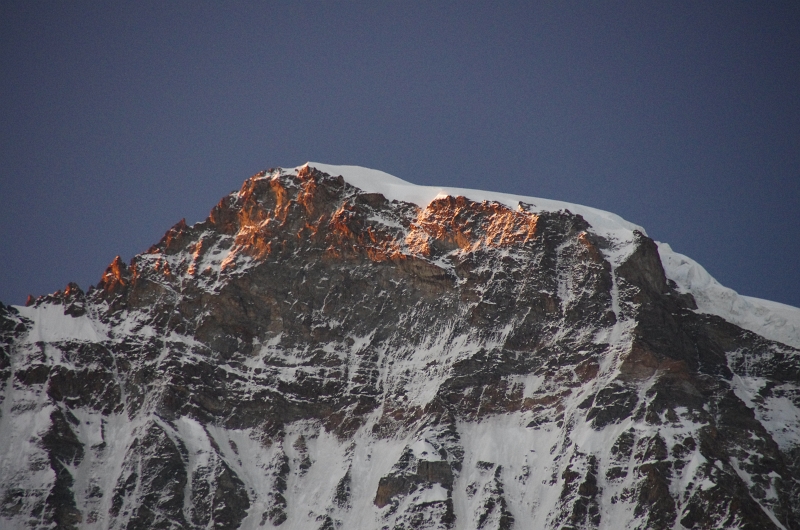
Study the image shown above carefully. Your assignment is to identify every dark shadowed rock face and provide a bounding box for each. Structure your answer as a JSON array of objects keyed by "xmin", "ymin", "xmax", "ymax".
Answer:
[{"xmin": 1, "ymin": 165, "xmax": 799, "ymax": 529}]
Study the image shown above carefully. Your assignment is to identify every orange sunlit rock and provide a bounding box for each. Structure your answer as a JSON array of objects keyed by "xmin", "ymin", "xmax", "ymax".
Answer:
[
  {"xmin": 146, "ymin": 169, "xmax": 547, "ymax": 284},
  {"xmin": 98, "ymin": 255, "xmax": 129, "ymax": 295},
  {"xmin": 405, "ymin": 196, "xmax": 538, "ymax": 255}
]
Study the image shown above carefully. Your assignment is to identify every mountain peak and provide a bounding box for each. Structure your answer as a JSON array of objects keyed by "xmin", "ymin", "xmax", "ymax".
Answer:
[{"xmin": 2, "ymin": 163, "xmax": 799, "ymax": 529}]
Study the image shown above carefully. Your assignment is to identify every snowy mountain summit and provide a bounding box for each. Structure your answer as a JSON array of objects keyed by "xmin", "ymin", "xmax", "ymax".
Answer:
[{"xmin": 2, "ymin": 163, "xmax": 800, "ymax": 530}]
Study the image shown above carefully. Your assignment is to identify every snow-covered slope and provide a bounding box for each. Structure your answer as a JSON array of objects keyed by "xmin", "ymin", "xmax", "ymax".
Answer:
[
  {"xmin": 1, "ymin": 163, "xmax": 798, "ymax": 530},
  {"xmin": 658, "ymin": 242, "xmax": 800, "ymax": 349}
]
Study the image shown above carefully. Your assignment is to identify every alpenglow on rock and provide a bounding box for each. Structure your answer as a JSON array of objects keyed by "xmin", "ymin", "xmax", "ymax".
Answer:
[{"xmin": 1, "ymin": 163, "xmax": 800, "ymax": 530}]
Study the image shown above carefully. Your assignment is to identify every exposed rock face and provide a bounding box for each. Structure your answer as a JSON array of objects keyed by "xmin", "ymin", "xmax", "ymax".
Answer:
[{"xmin": 1, "ymin": 164, "xmax": 799, "ymax": 529}]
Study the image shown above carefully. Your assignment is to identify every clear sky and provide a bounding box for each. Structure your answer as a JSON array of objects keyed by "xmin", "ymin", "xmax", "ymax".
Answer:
[{"xmin": 1, "ymin": 1, "xmax": 798, "ymax": 308}]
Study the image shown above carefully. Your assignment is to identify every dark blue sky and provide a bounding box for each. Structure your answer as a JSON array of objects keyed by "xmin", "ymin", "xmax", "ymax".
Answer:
[{"xmin": 2, "ymin": 2, "xmax": 798, "ymax": 307}]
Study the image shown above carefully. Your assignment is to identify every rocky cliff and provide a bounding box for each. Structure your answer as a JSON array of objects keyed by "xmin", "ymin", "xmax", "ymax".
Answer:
[{"xmin": 1, "ymin": 163, "xmax": 799, "ymax": 529}]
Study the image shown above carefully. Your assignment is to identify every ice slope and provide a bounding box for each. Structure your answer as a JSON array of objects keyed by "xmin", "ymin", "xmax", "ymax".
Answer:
[{"xmin": 658, "ymin": 242, "xmax": 800, "ymax": 349}]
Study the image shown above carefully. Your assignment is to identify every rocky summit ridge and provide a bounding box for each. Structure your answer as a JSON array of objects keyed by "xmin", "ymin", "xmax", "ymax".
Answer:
[{"xmin": 1, "ymin": 163, "xmax": 800, "ymax": 530}]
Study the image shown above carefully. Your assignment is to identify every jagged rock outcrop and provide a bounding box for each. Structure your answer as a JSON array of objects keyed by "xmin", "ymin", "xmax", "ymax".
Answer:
[{"xmin": 1, "ymin": 163, "xmax": 799, "ymax": 529}]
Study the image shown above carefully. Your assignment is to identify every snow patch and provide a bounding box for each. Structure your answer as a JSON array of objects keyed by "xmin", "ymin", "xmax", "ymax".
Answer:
[
  {"xmin": 729, "ymin": 374, "xmax": 800, "ymax": 451},
  {"xmin": 16, "ymin": 304, "xmax": 108, "ymax": 343}
]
